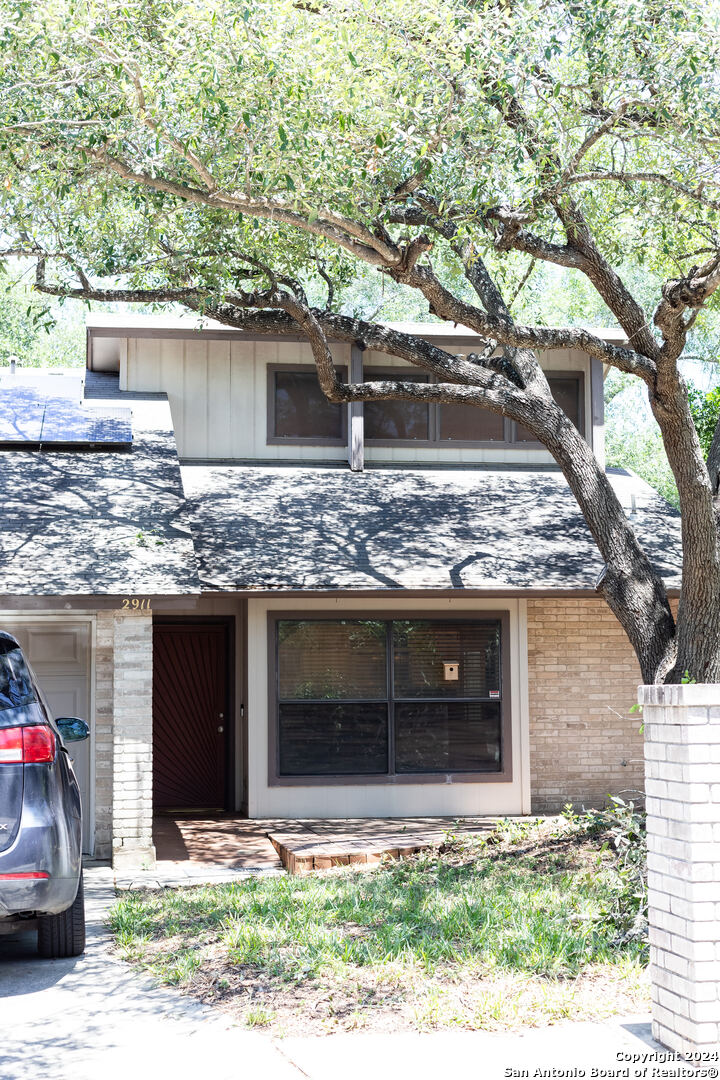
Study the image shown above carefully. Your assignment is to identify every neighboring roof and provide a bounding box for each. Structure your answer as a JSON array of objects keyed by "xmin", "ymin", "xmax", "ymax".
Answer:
[
  {"xmin": 86, "ymin": 312, "xmax": 628, "ymax": 344},
  {"xmin": 181, "ymin": 462, "xmax": 682, "ymax": 593},
  {"xmin": 0, "ymin": 373, "xmax": 199, "ymax": 595}
]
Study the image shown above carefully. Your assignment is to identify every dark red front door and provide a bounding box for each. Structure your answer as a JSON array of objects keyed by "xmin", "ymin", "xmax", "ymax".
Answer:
[{"xmin": 153, "ymin": 622, "xmax": 229, "ymax": 812}]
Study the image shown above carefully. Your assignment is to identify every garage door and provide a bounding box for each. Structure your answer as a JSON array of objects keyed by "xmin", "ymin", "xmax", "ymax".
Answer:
[{"xmin": 0, "ymin": 619, "xmax": 93, "ymax": 853}]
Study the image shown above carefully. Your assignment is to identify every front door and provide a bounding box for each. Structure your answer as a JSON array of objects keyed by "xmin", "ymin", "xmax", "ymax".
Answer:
[{"xmin": 153, "ymin": 621, "xmax": 229, "ymax": 812}]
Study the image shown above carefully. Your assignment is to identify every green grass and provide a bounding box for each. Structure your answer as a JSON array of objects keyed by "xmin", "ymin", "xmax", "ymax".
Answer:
[{"xmin": 109, "ymin": 825, "xmax": 648, "ymax": 1031}]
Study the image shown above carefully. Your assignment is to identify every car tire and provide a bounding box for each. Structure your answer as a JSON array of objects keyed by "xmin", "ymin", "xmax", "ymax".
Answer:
[{"xmin": 37, "ymin": 872, "xmax": 86, "ymax": 959}]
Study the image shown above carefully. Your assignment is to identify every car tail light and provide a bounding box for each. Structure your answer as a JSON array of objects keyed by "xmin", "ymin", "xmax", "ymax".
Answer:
[
  {"xmin": 0, "ymin": 872, "xmax": 50, "ymax": 880},
  {"xmin": 22, "ymin": 726, "xmax": 56, "ymax": 763},
  {"xmin": 0, "ymin": 726, "xmax": 55, "ymax": 764}
]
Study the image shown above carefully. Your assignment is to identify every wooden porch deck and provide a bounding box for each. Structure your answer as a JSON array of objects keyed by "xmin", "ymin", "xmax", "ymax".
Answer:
[{"xmin": 152, "ymin": 815, "xmax": 521, "ymax": 875}]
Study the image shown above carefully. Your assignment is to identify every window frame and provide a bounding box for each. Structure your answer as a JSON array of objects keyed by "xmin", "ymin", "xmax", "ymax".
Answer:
[
  {"xmin": 267, "ymin": 610, "xmax": 513, "ymax": 787},
  {"xmin": 361, "ymin": 365, "xmax": 435, "ymax": 446},
  {"xmin": 267, "ymin": 364, "xmax": 586, "ymax": 449},
  {"xmin": 354, "ymin": 366, "xmax": 585, "ymax": 449},
  {"xmin": 510, "ymin": 370, "xmax": 586, "ymax": 447},
  {"xmin": 267, "ymin": 363, "xmax": 348, "ymax": 446}
]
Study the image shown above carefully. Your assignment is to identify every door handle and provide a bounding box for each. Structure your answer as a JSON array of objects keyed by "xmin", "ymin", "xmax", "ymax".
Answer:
[{"xmin": 217, "ymin": 725, "xmax": 224, "ymax": 733}]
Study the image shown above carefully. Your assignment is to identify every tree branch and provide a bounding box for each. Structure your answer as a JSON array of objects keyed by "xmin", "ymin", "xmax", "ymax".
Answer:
[
  {"xmin": 555, "ymin": 171, "xmax": 720, "ymax": 213},
  {"xmin": 93, "ymin": 149, "xmax": 403, "ymax": 266},
  {"xmin": 654, "ymin": 253, "xmax": 720, "ymax": 361}
]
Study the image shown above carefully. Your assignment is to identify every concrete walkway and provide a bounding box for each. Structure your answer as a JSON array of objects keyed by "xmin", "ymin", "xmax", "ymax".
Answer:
[{"xmin": 0, "ymin": 866, "xmax": 667, "ymax": 1080}]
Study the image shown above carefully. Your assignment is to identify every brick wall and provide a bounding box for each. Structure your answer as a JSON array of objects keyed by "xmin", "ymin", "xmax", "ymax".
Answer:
[
  {"xmin": 527, "ymin": 598, "xmax": 644, "ymax": 812},
  {"xmin": 641, "ymin": 683, "xmax": 720, "ymax": 1052},
  {"xmin": 111, "ymin": 611, "xmax": 155, "ymax": 868},
  {"xmin": 94, "ymin": 609, "xmax": 155, "ymax": 869},
  {"xmin": 93, "ymin": 611, "xmax": 115, "ymax": 860}
]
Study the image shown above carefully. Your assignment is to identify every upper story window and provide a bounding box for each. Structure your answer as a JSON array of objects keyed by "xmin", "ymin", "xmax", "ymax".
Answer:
[
  {"xmin": 365, "ymin": 368, "xmax": 583, "ymax": 445},
  {"xmin": 268, "ymin": 366, "xmax": 347, "ymax": 445},
  {"xmin": 268, "ymin": 364, "xmax": 584, "ymax": 447},
  {"xmin": 364, "ymin": 369, "xmax": 431, "ymax": 441}
]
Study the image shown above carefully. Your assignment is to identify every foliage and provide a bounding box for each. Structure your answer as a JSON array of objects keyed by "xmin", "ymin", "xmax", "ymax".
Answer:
[
  {"xmin": 605, "ymin": 367, "xmax": 720, "ymax": 509},
  {"xmin": 1, "ymin": 0, "xmax": 719, "ymax": 314},
  {"xmin": 563, "ymin": 798, "xmax": 647, "ymax": 942},
  {"xmin": 688, "ymin": 386, "xmax": 720, "ymax": 457},
  {"xmin": 0, "ymin": 281, "xmax": 85, "ymax": 367}
]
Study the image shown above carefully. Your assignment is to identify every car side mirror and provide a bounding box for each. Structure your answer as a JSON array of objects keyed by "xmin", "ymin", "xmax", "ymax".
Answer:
[{"xmin": 56, "ymin": 717, "xmax": 90, "ymax": 743}]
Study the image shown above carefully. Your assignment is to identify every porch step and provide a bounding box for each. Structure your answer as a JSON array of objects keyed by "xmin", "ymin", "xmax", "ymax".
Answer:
[{"xmin": 267, "ymin": 822, "xmax": 498, "ymax": 875}]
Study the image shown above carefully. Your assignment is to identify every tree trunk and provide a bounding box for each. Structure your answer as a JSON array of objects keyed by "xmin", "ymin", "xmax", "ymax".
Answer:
[
  {"xmin": 650, "ymin": 367, "xmax": 720, "ymax": 682},
  {"xmin": 532, "ymin": 405, "xmax": 676, "ymax": 683}
]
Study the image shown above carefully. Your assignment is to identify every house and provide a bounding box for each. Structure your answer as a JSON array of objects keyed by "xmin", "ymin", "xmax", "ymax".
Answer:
[{"xmin": 0, "ymin": 315, "xmax": 682, "ymax": 867}]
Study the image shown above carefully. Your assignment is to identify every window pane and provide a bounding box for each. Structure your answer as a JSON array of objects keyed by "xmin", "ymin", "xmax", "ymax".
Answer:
[
  {"xmin": 0, "ymin": 646, "xmax": 36, "ymax": 710},
  {"xmin": 279, "ymin": 703, "xmax": 388, "ymax": 775},
  {"xmin": 515, "ymin": 375, "xmax": 581, "ymax": 442},
  {"xmin": 274, "ymin": 371, "xmax": 343, "ymax": 440},
  {"xmin": 278, "ymin": 620, "xmax": 387, "ymax": 700},
  {"xmin": 549, "ymin": 377, "xmax": 581, "ymax": 428},
  {"xmin": 364, "ymin": 371, "xmax": 429, "ymax": 441},
  {"xmin": 395, "ymin": 702, "xmax": 502, "ymax": 773},
  {"xmin": 438, "ymin": 404, "xmax": 504, "ymax": 442},
  {"xmin": 393, "ymin": 620, "xmax": 500, "ymax": 698}
]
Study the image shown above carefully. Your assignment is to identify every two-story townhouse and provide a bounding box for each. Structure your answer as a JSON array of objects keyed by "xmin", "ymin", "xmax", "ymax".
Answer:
[{"xmin": 0, "ymin": 314, "xmax": 682, "ymax": 868}]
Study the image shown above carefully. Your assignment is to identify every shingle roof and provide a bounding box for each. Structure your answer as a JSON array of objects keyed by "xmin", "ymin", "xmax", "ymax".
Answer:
[
  {"xmin": 0, "ymin": 386, "xmax": 199, "ymax": 595},
  {"xmin": 181, "ymin": 462, "xmax": 682, "ymax": 593}
]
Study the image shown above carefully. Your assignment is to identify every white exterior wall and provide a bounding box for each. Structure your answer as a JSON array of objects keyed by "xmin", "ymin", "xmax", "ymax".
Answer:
[
  {"xmin": 246, "ymin": 596, "xmax": 531, "ymax": 819},
  {"xmin": 107, "ymin": 610, "xmax": 155, "ymax": 869},
  {"xmin": 124, "ymin": 336, "xmax": 351, "ymax": 462},
  {"xmin": 120, "ymin": 336, "xmax": 596, "ymax": 466}
]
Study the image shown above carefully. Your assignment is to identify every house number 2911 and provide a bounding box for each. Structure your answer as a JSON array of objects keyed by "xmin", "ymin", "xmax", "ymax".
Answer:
[{"xmin": 121, "ymin": 597, "xmax": 152, "ymax": 611}]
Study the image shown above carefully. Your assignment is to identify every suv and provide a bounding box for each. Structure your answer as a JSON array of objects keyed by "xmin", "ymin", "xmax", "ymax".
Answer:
[{"xmin": 0, "ymin": 631, "xmax": 89, "ymax": 958}]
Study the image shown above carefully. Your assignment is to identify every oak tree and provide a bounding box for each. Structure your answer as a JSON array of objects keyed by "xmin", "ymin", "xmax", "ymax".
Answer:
[{"xmin": 1, "ymin": 0, "xmax": 719, "ymax": 682}]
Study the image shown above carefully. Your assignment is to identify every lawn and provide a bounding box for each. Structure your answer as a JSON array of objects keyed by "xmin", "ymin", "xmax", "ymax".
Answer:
[{"xmin": 109, "ymin": 811, "xmax": 649, "ymax": 1035}]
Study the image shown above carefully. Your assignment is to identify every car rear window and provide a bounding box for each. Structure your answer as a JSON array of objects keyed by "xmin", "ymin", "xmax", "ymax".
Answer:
[{"xmin": 0, "ymin": 643, "xmax": 36, "ymax": 711}]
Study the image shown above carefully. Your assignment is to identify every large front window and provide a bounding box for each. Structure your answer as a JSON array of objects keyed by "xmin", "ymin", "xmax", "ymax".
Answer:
[{"xmin": 274, "ymin": 618, "xmax": 505, "ymax": 779}]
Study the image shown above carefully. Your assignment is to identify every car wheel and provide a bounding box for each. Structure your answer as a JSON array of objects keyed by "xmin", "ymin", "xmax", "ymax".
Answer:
[{"xmin": 37, "ymin": 872, "xmax": 86, "ymax": 959}]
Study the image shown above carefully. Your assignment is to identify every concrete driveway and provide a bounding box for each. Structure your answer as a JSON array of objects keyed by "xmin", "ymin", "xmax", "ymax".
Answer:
[{"xmin": 0, "ymin": 867, "xmax": 667, "ymax": 1080}]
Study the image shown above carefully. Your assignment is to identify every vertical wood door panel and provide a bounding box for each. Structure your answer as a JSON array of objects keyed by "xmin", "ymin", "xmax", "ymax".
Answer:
[{"xmin": 153, "ymin": 623, "xmax": 228, "ymax": 811}]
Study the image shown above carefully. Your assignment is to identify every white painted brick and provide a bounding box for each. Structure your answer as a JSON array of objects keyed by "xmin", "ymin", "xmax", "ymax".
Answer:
[
  {"xmin": 644, "ymin": 686, "xmax": 720, "ymax": 1049},
  {"xmin": 653, "ymin": 948, "xmax": 691, "ymax": 981},
  {"xmin": 688, "ymin": 999, "xmax": 720, "ymax": 1024},
  {"xmin": 667, "ymin": 820, "xmax": 715, "ymax": 843},
  {"xmin": 653, "ymin": 910, "xmax": 688, "ymax": 937},
  {"xmin": 656, "ymin": 986, "xmax": 690, "ymax": 1017},
  {"xmin": 665, "ymin": 780, "xmax": 711, "ymax": 803},
  {"xmin": 107, "ymin": 610, "xmax": 155, "ymax": 871}
]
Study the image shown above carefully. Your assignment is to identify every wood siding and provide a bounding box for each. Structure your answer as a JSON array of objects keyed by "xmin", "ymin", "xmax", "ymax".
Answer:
[{"xmin": 121, "ymin": 335, "xmax": 598, "ymax": 464}]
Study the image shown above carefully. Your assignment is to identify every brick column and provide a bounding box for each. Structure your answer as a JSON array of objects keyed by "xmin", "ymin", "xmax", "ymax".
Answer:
[
  {"xmin": 111, "ymin": 611, "xmax": 155, "ymax": 870},
  {"xmin": 641, "ymin": 683, "xmax": 720, "ymax": 1053},
  {"xmin": 93, "ymin": 611, "xmax": 115, "ymax": 861}
]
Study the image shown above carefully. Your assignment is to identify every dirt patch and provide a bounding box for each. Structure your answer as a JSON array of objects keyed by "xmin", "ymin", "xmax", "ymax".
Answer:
[{"xmin": 170, "ymin": 956, "xmax": 649, "ymax": 1035}]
